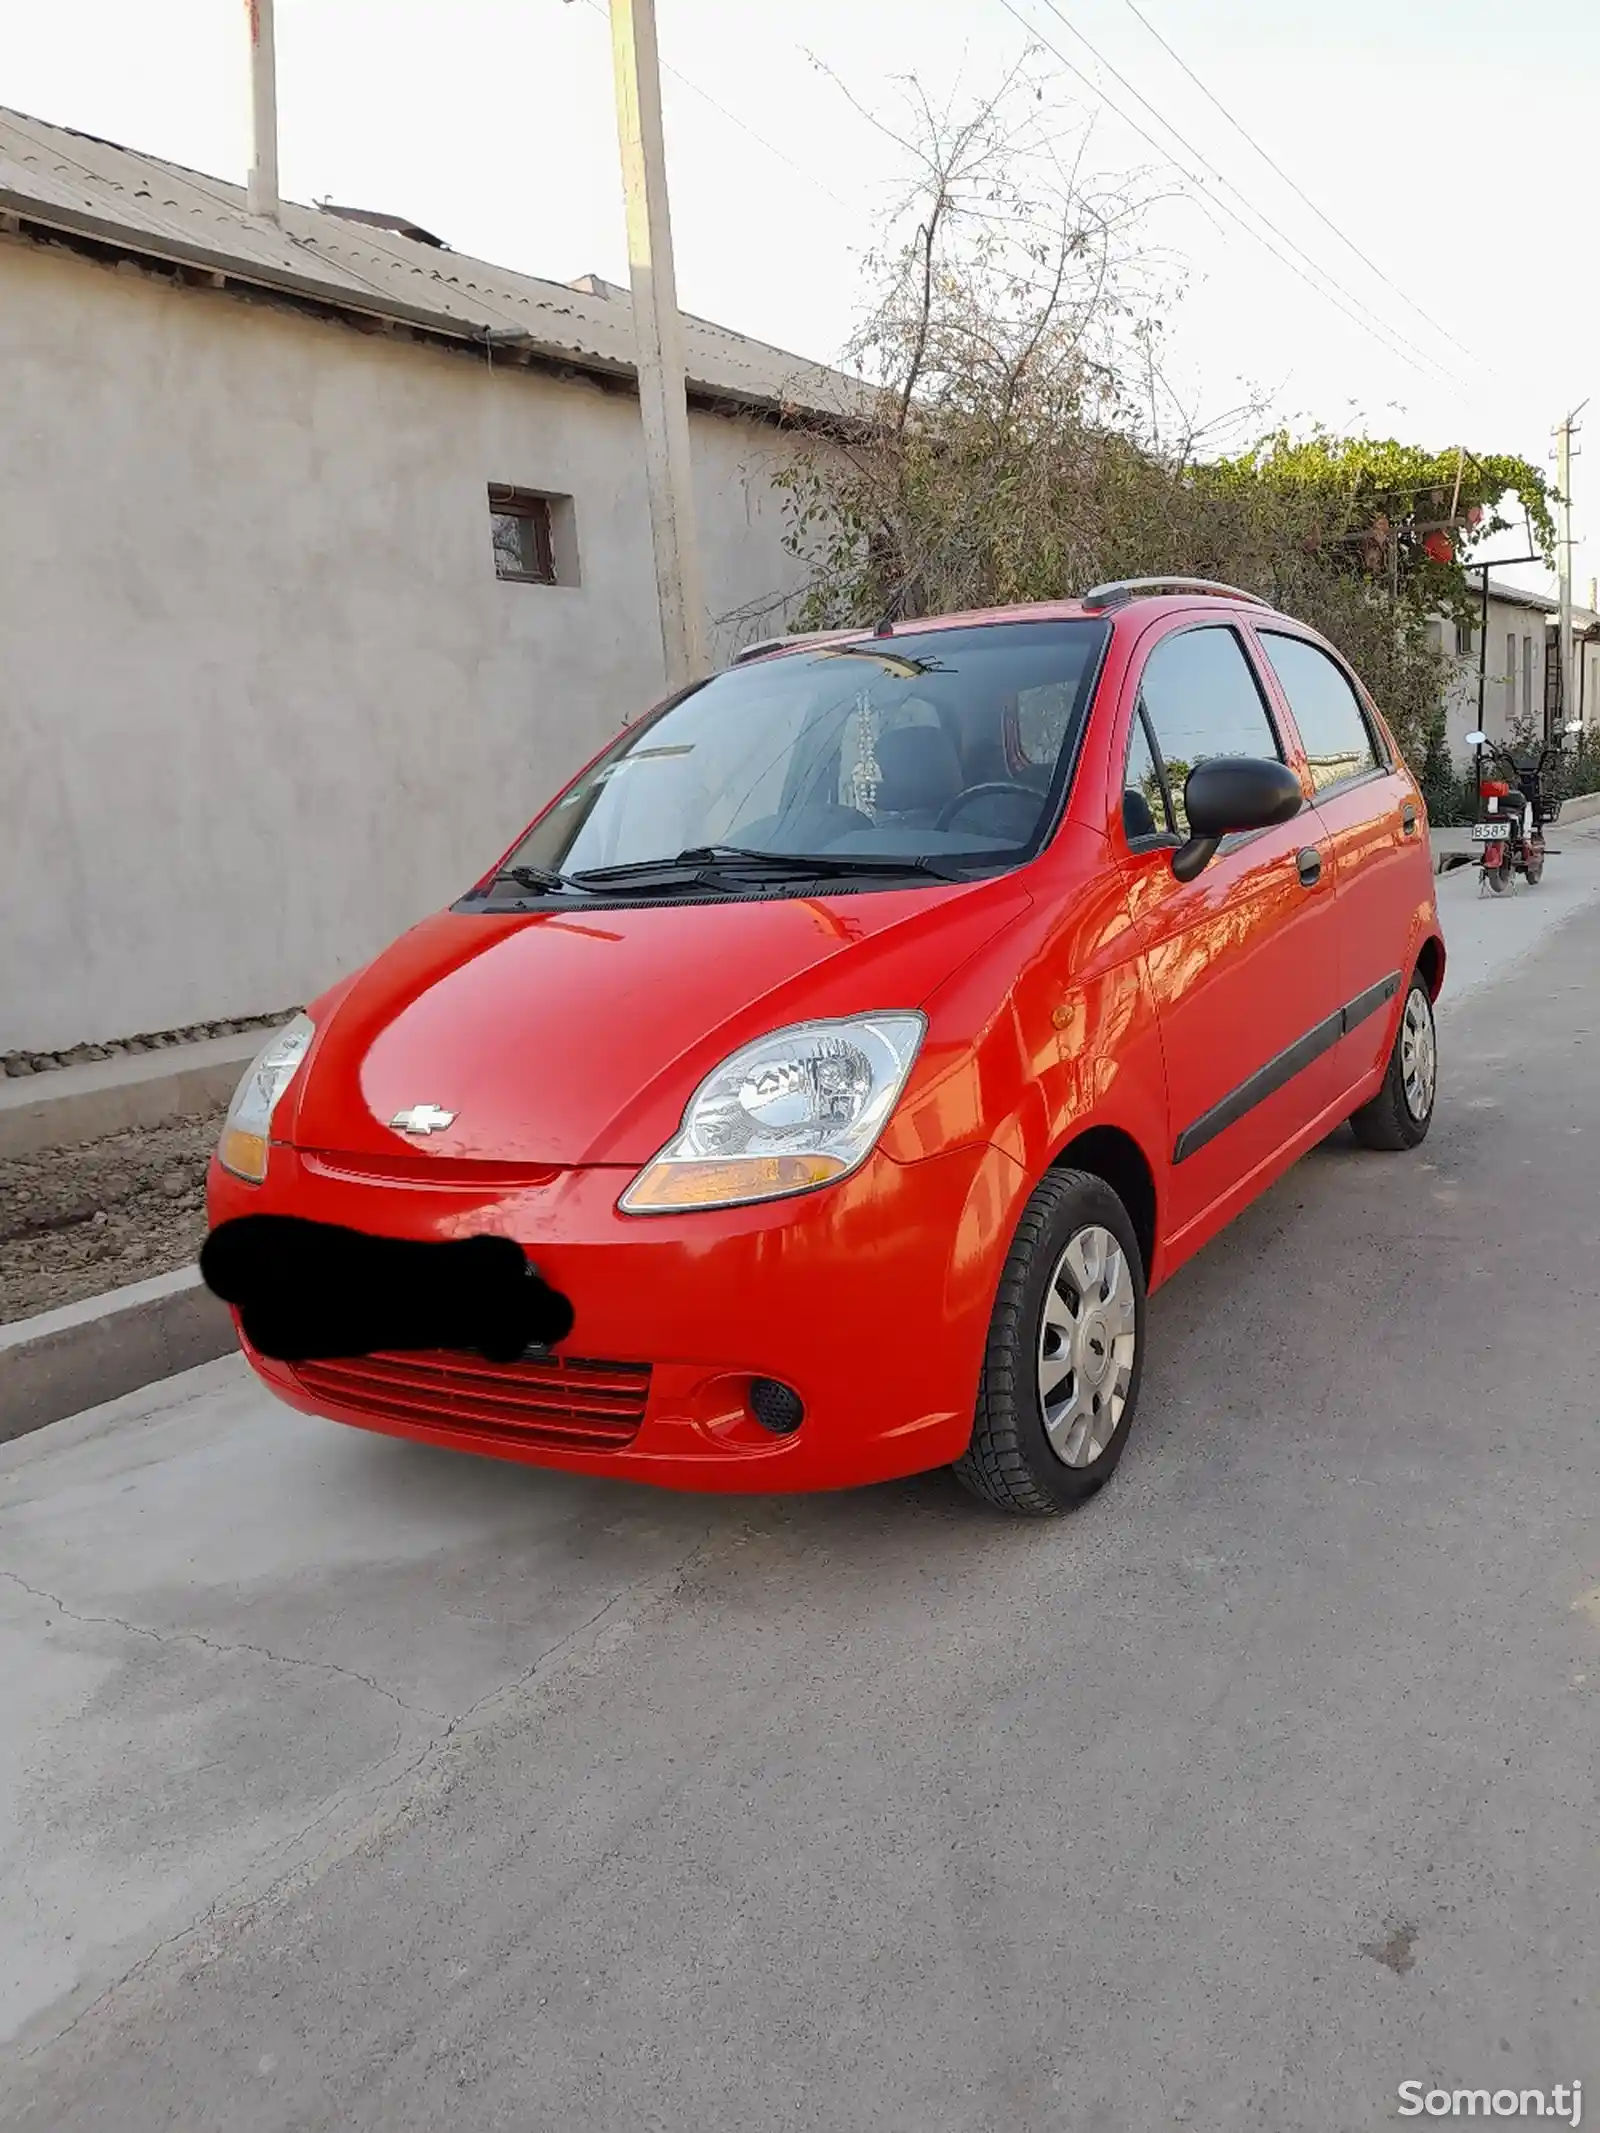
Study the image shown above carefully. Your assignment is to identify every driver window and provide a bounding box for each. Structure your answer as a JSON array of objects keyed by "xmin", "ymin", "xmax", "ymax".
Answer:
[{"xmin": 1136, "ymin": 626, "xmax": 1283, "ymax": 836}]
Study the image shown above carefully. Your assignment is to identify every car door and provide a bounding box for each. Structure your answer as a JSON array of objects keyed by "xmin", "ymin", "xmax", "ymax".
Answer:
[
  {"xmin": 1114, "ymin": 617, "xmax": 1344, "ymax": 1242},
  {"xmin": 1249, "ymin": 626, "xmax": 1422, "ymax": 1096}
]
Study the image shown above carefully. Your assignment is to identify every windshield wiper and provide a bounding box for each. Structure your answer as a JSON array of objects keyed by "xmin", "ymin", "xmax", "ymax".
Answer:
[
  {"xmin": 565, "ymin": 846, "xmax": 782, "ymax": 883},
  {"xmin": 751, "ymin": 851, "xmax": 970, "ymax": 882},
  {"xmin": 569, "ymin": 846, "xmax": 968, "ymax": 887},
  {"xmin": 489, "ymin": 863, "xmax": 597, "ymax": 898}
]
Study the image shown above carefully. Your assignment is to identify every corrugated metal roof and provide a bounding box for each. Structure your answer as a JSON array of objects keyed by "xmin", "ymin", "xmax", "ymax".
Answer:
[
  {"xmin": 0, "ymin": 105, "xmax": 869, "ymax": 422},
  {"xmin": 1482, "ymin": 574, "xmax": 1559, "ymax": 613}
]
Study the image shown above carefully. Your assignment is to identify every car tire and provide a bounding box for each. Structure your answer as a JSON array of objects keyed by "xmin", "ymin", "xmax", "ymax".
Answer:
[
  {"xmin": 1349, "ymin": 972, "xmax": 1437, "ymax": 1152},
  {"xmin": 953, "ymin": 1168, "xmax": 1146, "ymax": 1518}
]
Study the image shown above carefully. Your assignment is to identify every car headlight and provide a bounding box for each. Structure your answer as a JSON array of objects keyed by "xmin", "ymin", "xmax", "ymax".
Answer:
[
  {"xmin": 619, "ymin": 1012, "xmax": 926, "ymax": 1214},
  {"xmin": 217, "ymin": 1014, "xmax": 315, "ymax": 1182}
]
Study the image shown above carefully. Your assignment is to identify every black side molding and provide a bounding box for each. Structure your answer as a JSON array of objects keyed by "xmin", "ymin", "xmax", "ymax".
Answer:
[
  {"xmin": 1174, "ymin": 970, "xmax": 1402, "ymax": 1164},
  {"xmin": 1342, "ymin": 971, "xmax": 1402, "ymax": 1032}
]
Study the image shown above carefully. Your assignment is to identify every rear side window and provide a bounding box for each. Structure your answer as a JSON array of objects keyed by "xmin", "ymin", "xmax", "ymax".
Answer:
[
  {"xmin": 1256, "ymin": 631, "xmax": 1382, "ymax": 791},
  {"xmin": 1135, "ymin": 626, "xmax": 1282, "ymax": 836}
]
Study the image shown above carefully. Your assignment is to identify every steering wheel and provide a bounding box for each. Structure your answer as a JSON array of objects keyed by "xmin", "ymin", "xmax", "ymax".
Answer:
[{"xmin": 934, "ymin": 782, "xmax": 1041, "ymax": 833}]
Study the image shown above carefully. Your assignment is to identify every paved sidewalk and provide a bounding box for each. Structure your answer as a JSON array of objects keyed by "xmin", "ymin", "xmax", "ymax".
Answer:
[{"xmin": 1431, "ymin": 814, "xmax": 1600, "ymax": 1005}]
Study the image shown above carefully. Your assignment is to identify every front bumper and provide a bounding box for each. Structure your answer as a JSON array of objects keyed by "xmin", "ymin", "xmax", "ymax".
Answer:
[{"xmin": 207, "ymin": 1139, "xmax": 1023, "ymax": 1493}]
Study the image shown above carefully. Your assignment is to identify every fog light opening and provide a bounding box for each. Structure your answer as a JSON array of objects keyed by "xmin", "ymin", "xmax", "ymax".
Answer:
[{"xmin": 749, "ymin": 1378, "xmax": 804, "ymax": 1435}]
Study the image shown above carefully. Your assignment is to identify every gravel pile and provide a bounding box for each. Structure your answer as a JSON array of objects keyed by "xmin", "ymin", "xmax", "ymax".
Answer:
[
  {"xmin": 0, "ymin": 1105, "xmax": 230, "ymax": 1324},
  {"xmin": 2, "ymin": 1008, "xmax": 299, "ymax": 1079}
]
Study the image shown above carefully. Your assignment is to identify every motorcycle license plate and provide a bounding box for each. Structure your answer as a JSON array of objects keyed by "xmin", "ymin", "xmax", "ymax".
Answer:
[{"xmin": 1472, "ymin": 822, "xmax": 1512, "ymax": 841}]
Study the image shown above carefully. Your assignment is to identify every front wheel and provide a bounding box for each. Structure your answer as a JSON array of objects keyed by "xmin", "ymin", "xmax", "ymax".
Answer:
[
  {"xmin": 1349, "ymin": 973, "xmax": 1437, "ymax": 1151},
  {"xmin": 1524, "ymin": 844, "xmax": 1545, "ymax": 885},
  {"xmin": 953, "ymin": 1169, "xmax": 1146, "ymax": 1517}
]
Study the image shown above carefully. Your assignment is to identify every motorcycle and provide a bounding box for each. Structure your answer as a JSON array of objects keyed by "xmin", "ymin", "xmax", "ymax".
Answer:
[{"xmin": 1463, "ymin": 724, "xmax": 1583, "ymax": 894}]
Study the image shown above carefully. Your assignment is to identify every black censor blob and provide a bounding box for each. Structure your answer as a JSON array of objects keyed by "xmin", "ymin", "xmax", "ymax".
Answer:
[{"xmin": 199, "ymin": 1215, "xmax": 575, "ymax": 1365}]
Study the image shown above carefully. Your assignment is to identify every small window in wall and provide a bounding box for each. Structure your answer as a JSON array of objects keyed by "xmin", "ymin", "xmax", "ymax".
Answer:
[
  {"xmin": 1455, "ymin": 620, "xmax": 1476, "ymax": 657},
  {"xmin": 1523, "ymin": 634, "xmax": 1534, "ymax": 721},
  {"xmin": 489, "ymin": 485, "xmax": 561, "ymax": 584}
]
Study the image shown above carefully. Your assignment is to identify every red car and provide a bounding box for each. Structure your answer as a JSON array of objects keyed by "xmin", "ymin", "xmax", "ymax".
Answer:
[{"xmin": 208, "ymin": 576, "xmax": 1444, "ymax": 1517}]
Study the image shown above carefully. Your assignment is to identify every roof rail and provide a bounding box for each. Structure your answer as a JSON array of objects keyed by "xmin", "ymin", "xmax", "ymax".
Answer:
[
  {"xmin": 1080, "ymin": 576, "xmax": 1270, "ymax": 612},
  {"xmin": 730, "ymin": 631, "xmax": 847, "ymax": 665}
]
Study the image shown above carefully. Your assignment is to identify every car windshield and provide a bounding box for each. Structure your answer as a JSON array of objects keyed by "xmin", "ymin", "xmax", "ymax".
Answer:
[{"xmin": 497, "ymin": 619, "xmax": 1108, "ymax": 886}]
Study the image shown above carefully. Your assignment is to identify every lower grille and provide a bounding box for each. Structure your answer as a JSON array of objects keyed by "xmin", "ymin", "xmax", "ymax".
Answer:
[{"xmin": 291, "ymin": 1351, "xmax": 650, "ymax": 1453}]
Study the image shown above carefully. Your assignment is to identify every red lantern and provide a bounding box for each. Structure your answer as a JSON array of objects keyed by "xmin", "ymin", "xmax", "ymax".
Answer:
[{"xmin": 1422, "ymin": 530, "xmax": 1454, "ymax": 564}]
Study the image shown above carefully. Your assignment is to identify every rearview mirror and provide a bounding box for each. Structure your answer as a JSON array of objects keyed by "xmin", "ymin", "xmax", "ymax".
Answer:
[
  {"xmin": 1564, "ymin": 720, "xmax": 1585, "ymax": 735},
  {"xmin": 1465, "ymin": 730, "xmax": 1488, "ymax": 748},
  {"xmin": 1172, "ymin": 757, "xmax": 1303, "ymax": 883}
]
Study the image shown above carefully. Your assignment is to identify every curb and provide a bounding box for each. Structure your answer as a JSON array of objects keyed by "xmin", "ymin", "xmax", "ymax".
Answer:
[
  {"xmin": 0, "ymin": 1267, "xmax": 237, "ymax": 1443},
  {"xmin": 0, "ymin": 1030, "xmax": 262, "ymax": 1160}
]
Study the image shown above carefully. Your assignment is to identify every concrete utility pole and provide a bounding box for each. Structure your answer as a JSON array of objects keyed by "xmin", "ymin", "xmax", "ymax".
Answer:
[
  {"xmin": 605, "ymin": 0, "xmax": 709, "ymax": 689},
  {"xmin": 245, "ymin": 0, "xmax": 281, "ymax": 223},
  {"xmin": 1555, "ymin": 400, "xmax": 1587, "ymax": 737}
]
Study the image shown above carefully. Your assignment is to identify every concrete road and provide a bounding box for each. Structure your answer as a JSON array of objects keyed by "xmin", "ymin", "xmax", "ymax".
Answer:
[{"xmin": 5, "ymin": 834, "xmax": 1600, "ymax": 2132}]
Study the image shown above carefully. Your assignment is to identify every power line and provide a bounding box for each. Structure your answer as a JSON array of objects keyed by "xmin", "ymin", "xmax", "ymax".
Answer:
[
  {"xmin": 577, "ymin": 0, "xmax": 853, "ymax": 212},
  {"xmin": 1024, "ymin": 0, "xmax": 1465, "ymax": 385},
  {"xmin": 997, "ymin": 0, "xmax": 1469, "ymax": 394},
  {"xmin": 1114, "ymin": 0, "xmax": 1473, "ymax": 358}
]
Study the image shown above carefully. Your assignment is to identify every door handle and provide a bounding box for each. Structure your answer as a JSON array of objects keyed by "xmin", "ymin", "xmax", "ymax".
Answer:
[
  {"xmin": 1401, "ymin": 802, "xmax": 1418, "ymax": 835},
  {"xmin": 1296, "ymin": 846, "xmax": 1323, "ymax": 888}
]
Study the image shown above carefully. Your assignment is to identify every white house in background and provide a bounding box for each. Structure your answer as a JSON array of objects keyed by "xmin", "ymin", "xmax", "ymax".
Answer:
[
  {"xmin": 1431, "ymin": 576, "xmax": 1600, "ymax": 766},
  {"xmin": 0, "ymin": 107, "xmax": 863, "ymax": 1057}
]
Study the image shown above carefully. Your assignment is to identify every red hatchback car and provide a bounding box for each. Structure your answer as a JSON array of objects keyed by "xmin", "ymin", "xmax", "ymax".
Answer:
[{"xmin": 208, "ymin": 577, "xmax": 1444, "ymax": 1516}]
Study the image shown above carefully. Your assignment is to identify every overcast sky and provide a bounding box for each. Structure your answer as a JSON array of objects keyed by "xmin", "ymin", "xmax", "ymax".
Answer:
[{"xmin": 10, "ymin": 0, "xmax": 1598, "ymax": 597}]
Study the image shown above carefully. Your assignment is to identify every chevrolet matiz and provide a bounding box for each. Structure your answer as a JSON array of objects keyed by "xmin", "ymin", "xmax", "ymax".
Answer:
[{"xmin": 207, "ymin": 576, "xmax": 1445, "ymax": 1517}]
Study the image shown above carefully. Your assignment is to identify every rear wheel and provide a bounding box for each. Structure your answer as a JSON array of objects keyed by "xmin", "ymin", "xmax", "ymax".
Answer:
[
  {"xmin": 954, "ymin": 1169, "xmax": 1146, "ymax": 1517},
  {"xmin": 1484, "ymin": 857, "xmax": 1510, "ymax": 892},
  {"xmin": 1349, "ymin": 973, "xmax": 1437, "ymax": 1151}
]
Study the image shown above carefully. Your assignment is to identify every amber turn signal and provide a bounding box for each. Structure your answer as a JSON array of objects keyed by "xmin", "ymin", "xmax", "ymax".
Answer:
[
  {"xmin": 218, "ymin": 1127, "xmax": 269, "ymax": 1184},
  {"xmin": 621, "ymin": 1153, "xmax": 845, "ymax": 1211}
]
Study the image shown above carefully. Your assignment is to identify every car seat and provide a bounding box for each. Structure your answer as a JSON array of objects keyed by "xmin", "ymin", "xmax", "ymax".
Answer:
[{"xmin": 874, "ymin": 723, "xmax": 965, "ymax": 826}]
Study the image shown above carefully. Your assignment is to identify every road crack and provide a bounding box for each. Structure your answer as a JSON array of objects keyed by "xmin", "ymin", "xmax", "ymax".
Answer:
[
  {"xmin": 0, "ymin": 1568, "xmax": 441, "ymax": 1723},
  {"xmin": 6, "ymin": 1521, "xmax": 724, "ymax": 2070}
]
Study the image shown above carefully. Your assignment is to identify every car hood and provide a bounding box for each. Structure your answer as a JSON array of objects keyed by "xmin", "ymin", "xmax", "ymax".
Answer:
[{"xmin": 285, "ymin": 882, "xmax": 1032, "ymax": 1168}]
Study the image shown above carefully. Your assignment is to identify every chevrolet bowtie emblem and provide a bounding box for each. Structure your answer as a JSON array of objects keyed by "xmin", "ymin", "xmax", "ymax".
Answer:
[{"xmin": 390, "ymin": 1104, "xmax": 456, "ymax": 1135}]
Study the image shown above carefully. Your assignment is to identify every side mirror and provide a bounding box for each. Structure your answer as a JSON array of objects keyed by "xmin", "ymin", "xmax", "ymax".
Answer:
[
  {"xmin": 1465, "ymin": 730, "xmax": 1488, "ymax": 748},
  {"xmin": 1564, "ymin": 720, "xmax": 1585, "ymax": 735},
  {"xmin": 1172, "ymin": 757, "xmax": 1303, "ymax": 883}
]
